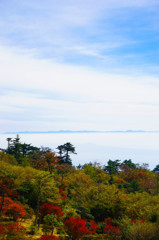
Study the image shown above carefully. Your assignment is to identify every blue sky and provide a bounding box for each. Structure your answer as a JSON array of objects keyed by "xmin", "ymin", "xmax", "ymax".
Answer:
[{"xmin": 1, "ymin": 0, "xmax": 159, "ymax": 132}]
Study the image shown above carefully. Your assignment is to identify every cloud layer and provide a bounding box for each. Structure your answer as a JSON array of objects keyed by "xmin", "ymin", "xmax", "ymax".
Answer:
[
  {"xmin": 0, "ymin": 1, "xmax": 159, "ymax": 132},
  {"xmin": 1, "ymin": 46, "xmax": 159, "ymax": 132}
]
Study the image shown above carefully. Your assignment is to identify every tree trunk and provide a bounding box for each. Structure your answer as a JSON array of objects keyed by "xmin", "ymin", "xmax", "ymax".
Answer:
[
  {"xmin": 0, "ymin": 186, "xmax": 6, "ymax": 218},
  {"xmin": 51, "ymin": 222, "xmax": 54, "ymax": 235},
  {"xmin": 34, "ymin": 187, "xmax": 41, "ymax": 226}
]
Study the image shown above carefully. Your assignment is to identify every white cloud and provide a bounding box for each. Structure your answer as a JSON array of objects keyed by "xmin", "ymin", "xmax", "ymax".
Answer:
[
  {"xmin": 0, "ymin": 46, "xmax": 159, "ymax": 132},
  {"xmin": 1, "ymin": 46, "xmax": 159, "ymax": 102}
]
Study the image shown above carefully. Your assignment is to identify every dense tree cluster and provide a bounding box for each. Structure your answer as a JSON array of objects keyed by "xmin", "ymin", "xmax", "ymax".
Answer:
[{"xmin": 0, "ymin": 135, "xmax": 159, "ymax": 239}]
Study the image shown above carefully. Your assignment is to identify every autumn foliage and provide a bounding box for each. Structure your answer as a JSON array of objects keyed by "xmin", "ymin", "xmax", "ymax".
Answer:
[
  {"xmin": 0, "ymin": 225, "xmax": 6, "ymax": 235},
  {"xmin": 39, "ymin": 203, "xmax": 64, "ymax": 220},
  {"xmin": 64, "ymin": 217, "xmax": 91, "ymax": 240},
  {"xmin": 0, "ymin": 222, "xmax": 25, "ymax": 239},
  {"xmin": 59, "ymin": 180, "xmax": 69, "ymax": 201},
  {"xmin": 87, "ymin": 220, "xmax": 98, "ymax": 234},
  {"xmin": 0, "ymin": 197, "xmax": 26, "ymax": 220},
  {"xmin": 102, "ymin": 218, "xmax": 121, "ymax": 237},
  {"xmin": 35, "ymin": 152, "xmax": 60, "ymax": 173},
  {"xmin": 1, "ymin": 137, "xmax": 159, "ymax": 240},
  {"xmin": 5, "ymin": 202, "xmax": 26, "ymax": 221},
  {"xmin": 103, "ymin": 224, "xmax": 121, "ymax": 236},
  {"xmin": 5, "ymin": 222, "xmax": 26, "ymax": 233},
  {"xmin": 0, "ymin": 178, "xmax": 18, "ymax": 198}
]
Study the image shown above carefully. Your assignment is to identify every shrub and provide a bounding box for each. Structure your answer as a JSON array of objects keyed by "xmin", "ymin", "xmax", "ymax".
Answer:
[
  {"xmin": 124, "ymin": 221, "xmax": 159, "ymax": 240},
  {"xmin": 6, "ymin": 222, "xmax": 26, "ymax": 233},
  {"xmin": 0, "ymin": 225, "xmax": 6, "ymax": 235},
  {"xmin": 39, "ymin": 203, "xmax": 64, "ymax": 220},
  {"xmin": 3, "ymin": 222, "xmax": 26, "ymax": 240},
  {"xmin": 42, "ymin": 214, "xmax": 63, "ymax": 235},
  {"xmin": 5, "ymin": 202, "xmax": 26, "ymax": 221},
  {"xmin": 99, "ymin": 218, "xmax": 122, "ymax": 239},
  {"xmin": 126, "ymin": 222, "xmax": 152, "ymax": 240},
  {"xmin": 86, "ymin": 220, "xmax": 98, "ymax": 234},
  {"xmin": 103, "ymin": 224, "xmax": 121, "ymax": 239},
  {"xmin": 0, "ymin": 197, "xmax": 14, "ymax": 214},
  {"xmin": 0, "ymin": 197, "xmax": 26, "ymax": 220},
  {"xmin": 64, "ymin": 217, "xmax": 90, "ymax": 240},
  {"xmin": 63, "ymin": 205, "xmax": 79, "ymax": 218}
]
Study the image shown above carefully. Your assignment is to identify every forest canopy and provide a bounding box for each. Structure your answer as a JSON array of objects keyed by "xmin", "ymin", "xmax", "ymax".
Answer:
[{"xmin": 0, "ymin": 135, "xmax": 159, "ymax": 240}]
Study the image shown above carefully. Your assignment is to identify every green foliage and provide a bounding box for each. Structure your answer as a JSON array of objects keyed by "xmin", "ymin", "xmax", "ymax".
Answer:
[
  {"xmin": 153, "ymin": 164, "xmax": 159, "ymax": 173},
  {"xmin": 90, "ymin": 204, "xmax": 108, "ymax": 222},
  {"xmin": 104, "ymin": 160, "xmax": 120, "ymax": 175},
  {"xmin": 42, "ymin": 214, "xmax": 63, "ymax": 235},
  {"xmin": 1, "ymin": 137, "xmax": 159, "ymax": 239},
  {"xmin": 121, "ymin": 159, "xmax": 136, "ymax": 169},
  {"xmin": 63, "ymin": 204, "xmax": 79, "ymax": 218},
  {"xmin": 149, "ymin": 213, "xmax": 159, "ymax": 223},
  {"xmin": 123, "ymin": 180, "xmax": 142, "ymax": 193},
  {"xmin": 56, "ymin": 142, "xmax": 76, "ymax": 165},
  {"xmin": 84, "ymin": 163, "xmax": 109, "ymax": 184},
  {"xmin": 76, "ymin": 206, "xmax": 94, "ymax": 220},
  {"xmin": 4, "ymin": 135, "xmax": 40, "ymax": 165},
  {"xmin": 3, "ymin": 134, "xmax": 40, "ymax": 166},
  {"xmin": 27, "ymin": 225, "xmax": 38, "ymax": 235}
]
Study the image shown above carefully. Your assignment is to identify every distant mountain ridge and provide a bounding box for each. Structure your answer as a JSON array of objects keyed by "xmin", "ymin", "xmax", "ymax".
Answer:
[{"xmin": 4, "ymin": 130, "xmax": 159, "ymax": 134}]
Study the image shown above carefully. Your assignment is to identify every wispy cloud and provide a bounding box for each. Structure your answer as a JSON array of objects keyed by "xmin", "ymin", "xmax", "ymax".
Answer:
[
  {"xmin": 0, "ymin": 45, "xmax": 159, "ymax": 132},
  {"xmin": 1, "ymin": 0, "xmax": 159, "ymax": 71},
  {"xmin": 0, "ymin": 1, "xmax": 159, "ymax": 132}
]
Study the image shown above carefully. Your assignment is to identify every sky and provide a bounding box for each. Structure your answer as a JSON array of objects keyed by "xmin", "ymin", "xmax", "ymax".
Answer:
[{"xmin": 1, "ymin": 0, "xmax": 159, "ymax": 133}]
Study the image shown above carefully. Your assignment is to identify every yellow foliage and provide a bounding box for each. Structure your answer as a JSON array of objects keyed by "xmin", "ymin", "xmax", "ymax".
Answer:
[
  {"xmin": 126, "ymin": 222, "xmax": 159, "ymax": 240},
  {"xmin": 124, "ymin": 192, "xmax": 159, "ymax": 220}
]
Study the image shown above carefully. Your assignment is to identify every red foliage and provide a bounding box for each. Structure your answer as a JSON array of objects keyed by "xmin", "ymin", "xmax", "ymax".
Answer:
[
  {"xmin": 5, "ymin": 202, "xmax": 26, "ymax": 220},
  {"xmin": 131, "ymin": 219, "xmax": 145, "ymax": 224},
  {"xmin": 131, "ymin": 219, "xmax": 137, "ymax": 224},
  {"xmin": 61, "ymin": 181, "xmax": 69, "ymax": 188},
  {"xmin": 59, "ymin": 188, "xmax": 67, "ymax": 200},
  {"xmin": 0, "ymin": 197, "xmax": 26, "ymax": 220},
  {"xmin": 140, "ymin": 219, "xmax": 145, "ymax": 224},
  {"xmin": 102, "ymin": 218, "xmax": 121, "ymax": 237},
  {"xmin": 39, "ymin": 203, "xmax": 64, "ymax": 219},
  {"xmin": 40, "ymin": 235, "xmax": 60, "ymax": 240},
  {"xmin": 6, "ymin": 222, "xmax": 25, "ymax": 233},
  {"xmin": 0, "ymin": 197, "xmax": 13, "ymax": 214},
  {"xmin": 0, "ymin": 178, "xmax": 18, "ymax": 198},
  {"xmin": 64, "ymin": 217, "xmax": 91, "ymax": 240},
  {"xmin": 59, "ymin": 181, "xmax": 69, "ymax": 200},
  {"xmin": 104, "ymin": 218, "xmax": 113, "ymax": 225},
  {"xmin": 5, "ymin": 188, "xmax": 18, "ymax": 198},
  {"xmin": 88, "ymin": 220, "xmax": 98, "ymax": 234},
  {"xmin": 119, "ymin": 167, "xmax": 149, "ymax": 184},
  {"xmin": 103, "ymin": 224, "xmax": 121, "ymax": 236},
  {"xmin": 0, "ymin": 225, "xmax": 6, "ymax": 235}
]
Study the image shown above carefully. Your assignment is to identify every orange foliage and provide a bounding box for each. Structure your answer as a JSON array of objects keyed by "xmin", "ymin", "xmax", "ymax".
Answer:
[
  {"xmin": 0, "ymin": 197, "xmax": 26, "ymax": 220},
  {"xmin": 35, "ymin": 152, "xmax": 61, "ymax": 173}
]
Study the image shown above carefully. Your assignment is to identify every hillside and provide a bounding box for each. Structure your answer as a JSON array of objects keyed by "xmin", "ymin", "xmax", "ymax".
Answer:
[{"xmin": 0, "ymin": 136, "xmax": 159, "ymax": 240}]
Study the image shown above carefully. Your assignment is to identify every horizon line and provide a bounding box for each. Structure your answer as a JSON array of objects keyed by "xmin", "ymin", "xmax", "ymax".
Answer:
[{"xmin": 3, "ymin": 130, "xmax": 159, "ymax": 134}]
